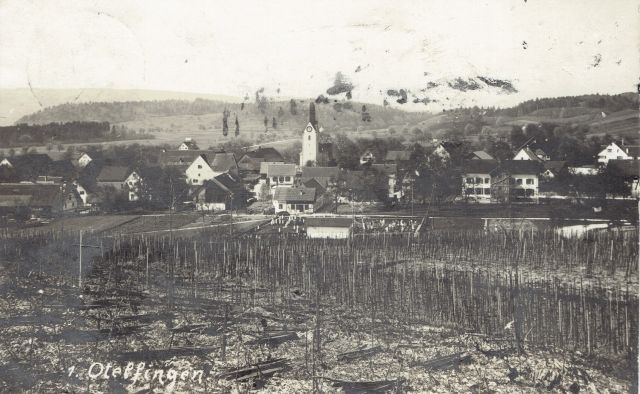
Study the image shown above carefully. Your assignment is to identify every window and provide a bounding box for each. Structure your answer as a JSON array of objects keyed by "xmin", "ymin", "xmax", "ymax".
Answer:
[
  {"xmin": 197, "ymin": 165, "xmax": 202, "ymax": 169},
  {"xmin": 483, "ymin": 188, "xmax": 490, "ymax": 195},
  {"xmin": 305, "ymin": 204, "xmax": 310, "ymax": 210},
  {"xmin": 79, "ymin": 191, "xmax": 85, "ymax": 195},
  {"xmin": 526, "ymin": 178, "xmax": 534, "ymax": 185},
  {"xmin": 279, "ymin": 204, "xmax": 283, "ymax": 209},
  {"xmin": 193, "ymin": 179, "xmax": 197, "ymax": 184},
  {"xmin": 484, "ymin": 178, "xmax": 490, "ymax": 184},
  {"xmin": 475, "ymin": 177, "xmax": 482, "ymax": 184},
  {"xmin": 516, "ymin": 178, "xmax": 522, "ymax": 185},
  {"xmin": 475, "ymin": 188, "xmax": 483, "ymax": 195},
  {"xmin": 465, "ymin": 188, "xmax": 474, "ymax": 195},
  {"xmin": 308, "ymin": 136, "xmax": 311, "ymax": 141},
  {"xmin": 466, "ymin": 177, "xmax": 474, "ymax": 183},
  {"xmin": 279, "ymin": 176, "xmax": 284, "ymax": 182},
  {"xmin": 272, "ymin": 177, "xmax": 277, "ymax": 182},
  {"xmin": 285, "ymin": 176, "xmax": 291, "ymax": 182},
  {"xmin": 607, "ymin": 148, "xmax": 612, "ymax": 152}
]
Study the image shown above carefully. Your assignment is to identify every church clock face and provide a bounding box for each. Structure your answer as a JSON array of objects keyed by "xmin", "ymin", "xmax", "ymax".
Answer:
[{"xmin": 306, "ymin": 126, "xmax": 312, "ymax": 132}]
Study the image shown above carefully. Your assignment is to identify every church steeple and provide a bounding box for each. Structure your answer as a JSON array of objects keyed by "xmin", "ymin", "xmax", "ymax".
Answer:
[
  {"xmin": 309, "ymin": 102, "xmax": 317, "ymax": 130},
  {"xmin": 300, "ymin": 102, "xmax": 319, "ymax": 167}
]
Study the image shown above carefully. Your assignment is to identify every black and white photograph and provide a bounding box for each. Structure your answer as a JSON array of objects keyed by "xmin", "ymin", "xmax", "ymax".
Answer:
[{"xmin": 0, "ymin": 0, "xmax": 638, "ymax": 392}]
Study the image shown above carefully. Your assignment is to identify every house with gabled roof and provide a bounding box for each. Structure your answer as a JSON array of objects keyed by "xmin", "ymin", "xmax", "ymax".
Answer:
[
  {"xmin": 597, "ymin": 142, "xmax": 640, "ymax": 165},
  {"xmin": 96, "ymin": 166, "xmax": 131, "ymax": 190},
  {"xmin": 359, "ymin": 149, "xmax": 376, "ymax": 165},
  {"xmin": 300, "ymin": 166, "xmax": 339, "ymax": 192},
  {"xmin": 266, "ymin": 163, "xmax": 297, "ymax": 190},
  {"xmin": 185, "ymin": 152, "xmax": 238, "ymax": 186},
  {"xmin": 541, "ymin": 161, "xmax": 567, "ymax": 179},
  {"xmin": 192, "ymin": 173, "xmax": 247, "ymax": 211},
  {"xmin": 461, "ymin": 160, "xmax": 498, "ymax": 203},
  {"xmin": 273, "ymin": 185, "xmax": 316, "ymax": 214},
  {"xmin": 178, "ymin": 138, "xmax": 200, "ymax": 151},
  {"xmin": 0, "ymin": 183, "xmax": 65, "ymax": 215},
  {"xmin": 431, "ymin": 141, "xmax": 465, "ymax": 163},
  {"xmin": 490, "ymin": 161, "xmax": 543, "ymax": 203},
  {"xmin": 513, "ymin": 147, "xmax": 543, "ymax": 162},
  {"xmin": 160, "ymin": 150, "xmax": 217, "ymax": 170},
  {"xmin": 76, "ymin": 152, "xmax": 96, "ymax": 168}
]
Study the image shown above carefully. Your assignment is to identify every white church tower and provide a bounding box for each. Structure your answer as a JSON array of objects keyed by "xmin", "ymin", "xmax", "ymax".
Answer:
[{"xmin": 300, "ymin": 103, "xmax": 319, "ymax": 167}]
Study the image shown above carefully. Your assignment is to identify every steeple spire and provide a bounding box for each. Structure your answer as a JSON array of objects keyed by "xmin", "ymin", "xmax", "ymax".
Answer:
[{"xmin": 309, "ymin": 102, "xmax": 317, "ymax": 130}]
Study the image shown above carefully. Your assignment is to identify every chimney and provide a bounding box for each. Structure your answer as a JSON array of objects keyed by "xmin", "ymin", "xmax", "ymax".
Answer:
[{"xmin": 309, "ymin": 102, "xmax": 317, "ymax": 130}]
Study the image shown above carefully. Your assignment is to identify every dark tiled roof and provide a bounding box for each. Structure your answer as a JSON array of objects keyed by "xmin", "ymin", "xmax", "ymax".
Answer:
[
  {"xmin": 0, "ymin": 183, "xmax": 62, "ymax": 208},
  {"xmin": 266, "ymin": 163, "xmax": 296, "ymax": 177},
  {"xmin": 543, "ymin": 161, "xmax": 566, "ymax": 172},
  {"xmin": 273, "ymin": 186, "xmax": 316, "ymax": 202},
  {"xmin": 461, "ymin": 160, "xmax": 498, "ymax": 174},
  {"xmin": 470, "ymin": 151, "xmax": 494, "ymax": 160},
  {"xmin": 97, "ymin": 166, "xmax": 131, "ymax": 182},
  {"xmin": 305, "ymin": 217, "xmax": 353, "ymax": 228},
  {"xmin": 492, "ymin": 160, "xmax": 543, "ymax": 175},
  {"xmin": 47, "ymin": 159, "xmax": 76, "ymax": 178},
  {"xmin": 622, "ymin": 146, "xmax": 640, "ymax": 157},
  {"xmin": 385, "ymin": 151, "xmax": 411, "ymax": 161},
  {"xmin": 2, "ymin": 154, "xmax": 53, "ymax": 179},
  {"xmin": 303, "ymin": 178, "xmax": 326, "ymax": 194},
  {"xmin": 260, "ymin": 161, "xmax": 286, "ymax": 175},
  {"xmin": 241, "ymin": 147, "xmax": 283, "ymax": 162},
  {"xmin": 210, "ymin": 153, "xmax": 238, "ymax": 173},
  {"xmin": 301, "ymin": 167, "xmax": 339, "ymax": 179}
]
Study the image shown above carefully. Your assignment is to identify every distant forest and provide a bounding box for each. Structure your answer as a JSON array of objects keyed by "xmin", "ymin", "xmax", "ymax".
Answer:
[
  {"xmin": 489, "ymin": 93, "xmax": 638, "ymax": 117},
  {"xmin": 0, "ymin": 121, "xmax": 153, "ymax": 148}
]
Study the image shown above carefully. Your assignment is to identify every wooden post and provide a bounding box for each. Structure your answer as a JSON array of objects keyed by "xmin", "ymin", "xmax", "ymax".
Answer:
[{"xmin": 78, "ymin": 230, "xmax": 83, "ymax": 289}]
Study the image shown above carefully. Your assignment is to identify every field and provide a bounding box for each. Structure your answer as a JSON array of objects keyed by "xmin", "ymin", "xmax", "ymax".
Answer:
[{"xmin": 0, "ymin": 222, "xmax": 637, "ymax": 393}]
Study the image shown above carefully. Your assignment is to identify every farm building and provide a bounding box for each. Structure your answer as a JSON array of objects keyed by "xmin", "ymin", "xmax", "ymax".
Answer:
[
  {"xmin": 192, "ymin": 173, "xmax": 247, "ymax": 212},
  {"xmin": 0, "ymin": 183, "xmax": 67, "ymax": 215},
  {"xmin": 273, "ymin": 186, "xmax": 316, "ymax": 214},
  {"xmin": 305, "ymin": 217, "xmax": 352, "ymax": 239},
  {"xmin": 96, "ymin": 166, "xmax": 132, "ymax": 190},
  {"xmin": 238, "ymin": 147, "xmax": 284, "ymax": 172},
  {"xmin": 300, "ymin": 166, "xmax": 339, "ymax": 193}
]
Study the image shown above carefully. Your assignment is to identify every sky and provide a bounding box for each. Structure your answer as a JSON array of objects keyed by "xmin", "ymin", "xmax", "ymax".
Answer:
[{"xmin": 1, "ymin": 0, "xmax": 638, "ymax": 111}]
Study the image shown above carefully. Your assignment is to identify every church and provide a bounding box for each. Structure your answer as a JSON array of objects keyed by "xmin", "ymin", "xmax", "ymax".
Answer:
[{"xmin": 299, "ymin": 103, "xmax": 334, "ymax": 167}]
